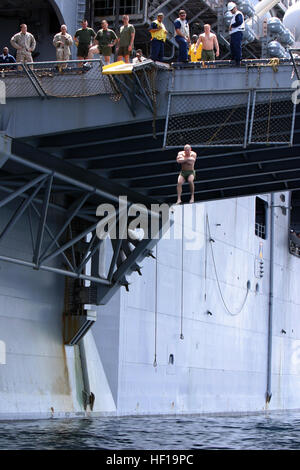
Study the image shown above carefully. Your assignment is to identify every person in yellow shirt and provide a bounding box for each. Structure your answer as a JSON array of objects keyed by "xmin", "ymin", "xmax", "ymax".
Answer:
[
  {"xmin": 149, "ymin": 12, "xmax": 167, "ymax": 62},
  {"xmin": 188, "ymin": 34, "xmax": 202, "ymax": 62}
]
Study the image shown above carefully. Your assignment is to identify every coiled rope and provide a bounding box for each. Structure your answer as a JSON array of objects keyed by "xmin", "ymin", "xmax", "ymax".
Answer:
[{"xmin": 206, "ymin": 214, "xmax": 249, "ymax": 316}]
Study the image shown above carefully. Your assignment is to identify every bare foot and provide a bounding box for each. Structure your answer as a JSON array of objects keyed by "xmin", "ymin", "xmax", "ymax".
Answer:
[
  {"xmin": 176, "ymin": 200, "xmax": 182, "ymax": 205},
  {"xmin": 189, "ymin": 198, "xmax": 194, "ymax": 204}
]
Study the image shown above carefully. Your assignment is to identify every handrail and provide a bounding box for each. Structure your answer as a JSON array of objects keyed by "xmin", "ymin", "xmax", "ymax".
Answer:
[{"xmin": 0, "ymin": 58, "xmax": 103, "ymax": 68}]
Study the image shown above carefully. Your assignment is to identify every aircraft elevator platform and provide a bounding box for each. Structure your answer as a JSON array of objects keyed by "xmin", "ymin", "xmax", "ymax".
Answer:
[
  {"xmin": 1, "ymin": 59, "xmax": 299, "ymax": 204},
  {"xmin": 0, "ymin": 59, "xmax": 299, "ymax": 330}
]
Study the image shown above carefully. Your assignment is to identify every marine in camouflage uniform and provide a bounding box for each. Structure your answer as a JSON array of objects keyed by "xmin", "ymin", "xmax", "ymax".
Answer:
[
  {"xmin": 53, "ymin": 25, "xmax": 73, "ymax": 67},
  {"xmin": 10, "ymin": 24, "xmax": 36, "ymax": 64}
]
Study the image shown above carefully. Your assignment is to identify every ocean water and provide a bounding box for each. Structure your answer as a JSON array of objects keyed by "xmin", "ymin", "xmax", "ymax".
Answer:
[{"xmin": 0, "ymin": 412, "xmax": 300, "ymax": 450}]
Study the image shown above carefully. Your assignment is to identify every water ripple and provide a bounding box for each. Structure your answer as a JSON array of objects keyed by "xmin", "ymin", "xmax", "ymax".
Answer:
[{"xmin": 0, "ymin": 412, "xmax": 300, "ymax": 449}]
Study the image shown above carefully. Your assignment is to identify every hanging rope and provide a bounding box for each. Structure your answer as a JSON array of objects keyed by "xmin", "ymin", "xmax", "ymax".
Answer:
[
  {"xmin": 180, "ymin": 205, "xmax": 184, "ymax": 340},
  {"xmin": 206, "ymin": 214, "xmax": 249, "ymax": 316},
  {"xmin": 205, "ymin": 102, "xmax": 240, "ymax": 145},
  {"xmin": 204, "ymin": 211, "xmax": 208, "ymax": 302},
  {"xmin": 153, "ymin": 244, "xmax": 158, "ymax": 367},
  {"xmin": 148, "ymin": 67, "xmax": 158, "ymax": 139}
]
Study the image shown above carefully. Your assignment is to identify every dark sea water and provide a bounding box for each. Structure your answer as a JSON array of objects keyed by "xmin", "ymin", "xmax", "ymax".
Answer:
[{"xmin": 0, "ymin": 412, "xmax": 300, "ymax": 450}]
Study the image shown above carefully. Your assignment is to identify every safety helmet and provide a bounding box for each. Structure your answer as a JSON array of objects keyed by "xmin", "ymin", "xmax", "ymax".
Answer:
[{"xmin": 227, "ymin": 2, "xmax": 237, "ymax": 11}]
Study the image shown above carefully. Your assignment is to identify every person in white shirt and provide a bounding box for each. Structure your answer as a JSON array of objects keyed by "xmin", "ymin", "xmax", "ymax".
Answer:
[
  {"xmin": 174, "ymin": 9, "xmax": 190, "ymax": 62},
  {"xmin": 227, "ymin": 2, "xmax": 245, "ymax": 66},
  {"xmin": 132, "ymin": 49, "xmax": 147, "ymax": 64}
]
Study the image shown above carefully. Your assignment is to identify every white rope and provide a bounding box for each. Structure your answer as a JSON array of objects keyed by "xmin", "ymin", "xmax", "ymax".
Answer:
[
  {"xmin": 206, "ymin": 214, "xmax": 249, "ymax": 316},
  {"xmin": 153, "ymin": 245, "xmax": 158, "ymax": 367},
  {"xmin": 180, "ymin": 206, "xmax": 184, "ymax": 339}
]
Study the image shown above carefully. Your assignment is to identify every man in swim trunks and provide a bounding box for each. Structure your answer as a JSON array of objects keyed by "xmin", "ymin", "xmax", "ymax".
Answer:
[
  {"xmin": 195, "ymin": 24, "xmax": 219, "ymax": 63},
  {"xmin": 176, "ymin": 144, "xmax": 197, "ymax": 204}
]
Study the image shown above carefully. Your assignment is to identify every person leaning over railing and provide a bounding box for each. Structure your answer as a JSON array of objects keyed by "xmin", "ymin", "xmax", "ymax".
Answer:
[
  {"xmin": 149, "ymin": 12, "xmax": 167, "ymax": 62},
  {"xmin": 10, "ymin": 24, "xmax": 36, "ymax": 68},
  {"xmin": 132, "ymin": 49, "xmax": 147, "ymax": 64},
  {"xmin": 89, "ymin": 19, "xmax": 118, "ymax": 65},
  {"xmin": 53, "ymin": 25, "xmax": 73, "ymax": 69},
  {"xmin": 74, "ymin": 19, "xmax": 96, "ymax": 64}
]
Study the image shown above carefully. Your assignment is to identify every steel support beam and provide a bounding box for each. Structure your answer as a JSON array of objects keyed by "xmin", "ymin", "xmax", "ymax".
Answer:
[
  {"xmin": 41, "ymin": 221, "xmax": 99, "ymax": 265},
  {"xmin": 40, "ymin": 191, "xmax": 93, "ymax": 262},
  {"xmin": 30, "ymin": 201, "xmax": 76, "ymax": 272},
  {"xmin": 0, "ymin": 174, "xmax": 47, "ymax": 209},
  {"xmin": 0, "ymin": 178, "xmax": 46, "ymax": 242},
  {"xmin": 33, "ymin": 174, "xmax": 53, "ymax": 267},
  {"xmin": 76, "ymin": 231, "xmax": 98, "ymax": 275},
  {"xmin": 0, "ymin": 135, "xmax": 11, "ymax": 169},
  {"xmin": 10, "ymin": 139, "xmax": 159, "ymax": 206},
  {"xmin": 0, "ymin": 254, "xmax": 110, "ymax": 285}
]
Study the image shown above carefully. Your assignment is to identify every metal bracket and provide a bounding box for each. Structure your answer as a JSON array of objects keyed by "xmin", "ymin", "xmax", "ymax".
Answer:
[{"xmin": 64, "ymin": 309, "xmax": 97, "ymax": 346}]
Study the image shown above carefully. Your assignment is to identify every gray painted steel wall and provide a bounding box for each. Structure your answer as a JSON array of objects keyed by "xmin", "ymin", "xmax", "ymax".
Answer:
[
  {"xmin": 98, "ymin": 193, "xmax": 300, "ymax": 415},
  {"xmin": 0, "ymin": 66, "xmax": 292, "ymax": 139},
  {"xmin": 0, "ymin": 63, "xmax": 299, "ymax": 417},
  {"xmin": 0, "ymin": 200, "xmax": 85, "ymax": 418},
  {"xmin": 1, "ymin": 192, "xmax": 300, "ymax": 417}
]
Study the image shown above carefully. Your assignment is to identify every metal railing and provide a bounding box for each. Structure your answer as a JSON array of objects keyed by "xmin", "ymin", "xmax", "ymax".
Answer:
[
  {"xmin": 164, "ymin": 90, "xmax": 251, "ymax": 148},
  {"xmin": 164, "ymin": 82, "xmax": 296, "ymax": 149},
  {"xmin": 0, "ymin": 59, "xmax": 117, "ymax": 99},
  {"xmin": 1, "ymin": 56, "xmax": 299, "ymax": 102},
  {"xmin": 171, "ymin": 57, "xmax": 300, "ymax": 68}
]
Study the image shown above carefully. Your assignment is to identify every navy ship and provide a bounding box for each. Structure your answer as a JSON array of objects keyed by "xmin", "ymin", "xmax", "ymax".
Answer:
[{"xmin": 0, "ymin": 0, "xmax": 300, "ymax": 419}]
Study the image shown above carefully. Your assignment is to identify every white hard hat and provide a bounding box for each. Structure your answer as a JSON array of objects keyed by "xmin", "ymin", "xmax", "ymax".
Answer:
[{"xmin": 227, "ymin": 2, "xmax": 236, "ymax": 10}]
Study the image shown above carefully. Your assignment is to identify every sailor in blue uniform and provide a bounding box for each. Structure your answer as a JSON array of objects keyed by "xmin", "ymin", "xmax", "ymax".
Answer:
[
  {"xmin": 174, "ymin": 10, "xmax": 190, "ymax": 62},
  {"xmin": 0, "ymin": 47, "xmax": 16, "ymax": 65},
  {"xmin": 227, "ymin": 2, "xmax": 245, "ymax": 66}
]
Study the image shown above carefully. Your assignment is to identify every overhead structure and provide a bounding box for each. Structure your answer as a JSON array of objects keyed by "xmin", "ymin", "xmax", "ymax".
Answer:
[{"xmin": 0, "ymin": 57, "xmax": 300, "ymax": 344}]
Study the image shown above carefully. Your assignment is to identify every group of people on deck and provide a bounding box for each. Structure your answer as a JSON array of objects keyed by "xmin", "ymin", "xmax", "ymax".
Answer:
[
  {"xmin": 0, "ymin": 15, "xmax": 137, "ymax": 68},
  {"xmin": 0, "ymin": 3, "xmax": 245, "ymax": 69},
  {"xmin": 149, "ymin": 3, "xmax": 245, "ymax": 67}
]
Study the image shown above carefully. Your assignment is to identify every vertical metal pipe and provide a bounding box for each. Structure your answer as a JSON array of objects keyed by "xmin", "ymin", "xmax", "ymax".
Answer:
[
  {"xmin": 79, "ymin": 338, "xmax": 93, "ymax": 410},
  {"xmin": 266, "ymin": 192, "xmax": 275, "ymax": 404}
]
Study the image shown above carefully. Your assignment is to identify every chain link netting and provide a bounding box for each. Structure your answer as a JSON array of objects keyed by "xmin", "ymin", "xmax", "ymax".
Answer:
[
  {"xmin": 164, "ymin": 92, "xmax": 250, "ymax": 148},
  {"xmin": 0, "ymin": 64, "xmax": 38, "ymax": 97},
  {"xmin": 134, "ymin": 66, "xmax": 158, "ymax": 136},
  {"xmin": 0, "ymin": 60, "xmax": 118, "ymax": 99},
  {"xmin": 249, "ymin": 90, "xmax": 295, "ymax": 144}
]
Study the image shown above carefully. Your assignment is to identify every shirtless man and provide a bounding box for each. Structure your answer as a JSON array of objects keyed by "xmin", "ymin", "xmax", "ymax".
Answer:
[
  {"xmin": 196, "ymin": 24, "xmax": 219, "ymax": 63},
  {"xmin": 176, "ymin": 144, "xmax": 197, "ymax": 204}
]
